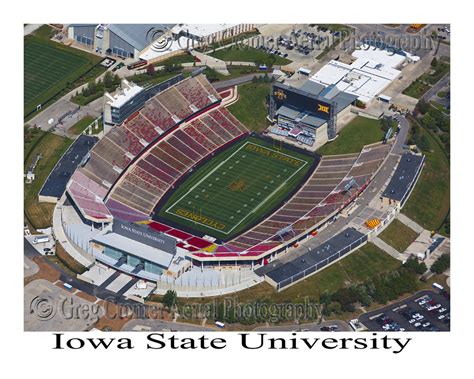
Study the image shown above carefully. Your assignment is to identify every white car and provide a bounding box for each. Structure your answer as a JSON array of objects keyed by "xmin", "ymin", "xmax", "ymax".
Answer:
[
  {"xmin": 438, "ymin": 314, "xmax": 446, "ymax": 320},
  {"xmin": 409, "ymin": 319, "xmax": 416, "ymax": 324},
  {"xmin": 414, "ymin": 322, "xmax": 421, "ymax": 327},
  {"xmin": 422, "ymin": 322, "xmax": 431, "ymax": 328},
  {"xmin": 438, "ymin": 308, "xmax": 447, "ymax": 313}
]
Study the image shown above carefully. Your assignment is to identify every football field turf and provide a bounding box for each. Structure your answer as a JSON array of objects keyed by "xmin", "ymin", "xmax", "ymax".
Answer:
[
  {"xmin": 158, "ymin": 137, "xmax": 315, "ymax": 240},
  {"xmin": 24, "ymin": 37, "xmax": 96, "ymax": 115}
]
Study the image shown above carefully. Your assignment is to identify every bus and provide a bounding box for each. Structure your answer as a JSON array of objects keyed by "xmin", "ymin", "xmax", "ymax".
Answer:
[
  {"xmin": 127, "ymin": 60, "xmax": 148, "ymax": 70},
  {"xmin": 215, "ymin": 321, "xmax": 225, "ymax": 328},
  {"xmin": 432, "ymin": 282, "xmax": 444, "ymax": 291}
]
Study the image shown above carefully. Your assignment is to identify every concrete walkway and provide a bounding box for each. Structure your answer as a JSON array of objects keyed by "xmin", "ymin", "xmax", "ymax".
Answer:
[
  {"xmin": 397, "ymin": 213, "xmax": 425, "ymax": 234},
  {"xmin": 190, "ymin": 50, "xmax": 229, "ymax": 75},
  {"xmin": 52, "ymin": 195, "xmax": 94, "ymax": 267},
  {"xmin": 24, "ymin": 24, "xmax": 43, "ymax": 36},
  {"xmin": 372, "ymin": 237, "xmax": 402, "ymax": 260}
]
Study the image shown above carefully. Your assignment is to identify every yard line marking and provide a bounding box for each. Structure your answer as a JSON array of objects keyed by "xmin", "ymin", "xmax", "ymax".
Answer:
[{"xmin": 165, "ymin": 141, "xmax": 309, "ymax": 235}]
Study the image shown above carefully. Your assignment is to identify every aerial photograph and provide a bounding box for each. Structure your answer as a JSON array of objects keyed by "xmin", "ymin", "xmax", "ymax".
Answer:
[{"xmin": 24, "ymin": 23, "xmax": 450, "ymax": 333}]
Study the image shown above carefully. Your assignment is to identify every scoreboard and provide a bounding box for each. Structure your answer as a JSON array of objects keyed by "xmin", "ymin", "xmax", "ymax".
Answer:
[{"xmin": 272, "ymin": 83, "xmax": 332, "ymax": 119}]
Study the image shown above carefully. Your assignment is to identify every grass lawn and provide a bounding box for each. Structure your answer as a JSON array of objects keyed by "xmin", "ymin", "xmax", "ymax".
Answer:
[
  {"xmin": 155, "ymin": 53, "xmax": 196, "ymax": 66},
  {"xmin": 403, "ymin": 80, "xmax": 431, "ymax": 99},
  {"xmin": 431, "ymin": 101, "xmax": 449, "ymax": 114},
  {"xmin": 228, "ymin": 82, "xmax": 271, "ymax": 132},
  {"xmin": 158, "ymin": 136, "xmax": 314, "ymax": 240},
  {"xmin": 317, "ymin": 116, "xmax": 385, "ymax": 155},
  {"xmin": 378, "ymin": 219, "xmax": 419, "ymax": 252},
  {"xmin": 24, "ymin": 131, "xmax": 73, "ymax": 229},
  {"xmin": 402, "ymin": 121, "xmax": 450, "ymax": 234},
  {"xmin": 437, "ymin": 91, "xmax": 448, "ymax": 98},
  {"xmin": 210, "ymin": 46, "xmax": 291, "ymax": 66},
  {"xmin": 178, "ymin": 243, "xmax": 400, "ymax": 304},
  {"xmin": 203, "ymin": 66, "xmax": 263, "ymax": 84},
  {"xmin": 24, "ymin": 31, "xmax": 101, "ymax": 116},
  {"xmin": 68, "ymin": 116, "xmax": 96, "ymax": 135},
  {"xmin": 127, "ymin": 70, "xmax": 187, "ymax": 88}
]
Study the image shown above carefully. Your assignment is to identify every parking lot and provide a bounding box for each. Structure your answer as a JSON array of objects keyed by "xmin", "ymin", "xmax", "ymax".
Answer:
[
  {"xmin": 256, "ymin": 25, "xmax": 344, "ymax": 67},
  {"xmin": 359, "ymin": 290, "xmax": 450, "ymax": 332}
]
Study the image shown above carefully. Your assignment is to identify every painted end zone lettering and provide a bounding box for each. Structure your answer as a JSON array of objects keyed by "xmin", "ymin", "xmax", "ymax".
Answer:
[{"xmin": 175, "ymin": 208, "xmax": 226, "ymax": 230}]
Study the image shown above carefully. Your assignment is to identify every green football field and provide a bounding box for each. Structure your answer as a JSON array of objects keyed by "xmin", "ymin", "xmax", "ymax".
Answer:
[
  {"xmin": 24, "ymin": 37, "xmax": 96, "ymax": 115},
  {"xmin": 158, "ymin": 137, "xmax": 315, "ymax": 240}
]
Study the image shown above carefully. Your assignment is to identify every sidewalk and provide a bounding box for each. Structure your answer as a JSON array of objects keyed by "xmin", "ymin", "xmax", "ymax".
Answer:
[
  {"xmin": 52, "ymin": 195, "xmax": 94, "ymax": 268},
  {"xmin": 189, "ymin": 50, "xmax": 229, "ymax": 75},
  {"xmin": 372, "ymin": 237, "xmax": 402, "ymax": 260},
  {"xmin": 397, "ymin": 213, "xmax": 425, "ymax": 234}
]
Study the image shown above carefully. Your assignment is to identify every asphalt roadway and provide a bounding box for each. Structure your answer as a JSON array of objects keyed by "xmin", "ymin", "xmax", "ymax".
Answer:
[
  {"xmin": 253, "ymin": 319, "xmax": 351, "ymax": 332},
  {"xmin": 122, "ymin": 319, "xmax": 215, "ymax": 332},
  {"xmin": 422, "ymin": 73, "xmax": 450, "ymax": 103}
]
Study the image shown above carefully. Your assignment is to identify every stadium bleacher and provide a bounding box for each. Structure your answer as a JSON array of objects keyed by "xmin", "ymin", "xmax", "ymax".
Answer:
[
  {"xmin": 67, "ymin": 75, "xmax": 222, "ymax": 223},
  {"xmin": 107, "ymin": 106, "xmax": 249, "ymax": 217},
  {"xmin": 226, "ymin": 143, "xmax": 390, "ymax": 251}
]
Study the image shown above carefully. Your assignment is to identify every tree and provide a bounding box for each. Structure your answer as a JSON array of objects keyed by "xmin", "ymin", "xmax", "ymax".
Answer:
[
  {"xmin": 418, "ymin": 135, "xmax": 431, "ymax": 151},
  {"xmin": 416, "ymin": 99, "xmax": 429, "ymax": 114},
  {"xmin": 403, "ymin": 256, "xmax": 427, "ymax": 275},
  {"xmin": 431, "ymin": 57, "xmax": 438, "ymax": 68},
  {"xmin": 87, "ymin": 81, "xmax": 97, "ymax": 95},
  {"xmin": 146, "ymin": 64, "xmax": 155, "ymax": 76},
  {"xmin": 422, "ymin": 113, "xmax": 436, "ymax": 130},
  {"xmin": 104, "ymin": 71, "xmax": 114, "ymax": 89},
  {"xmin": 162, "ymin": 290, "xmax": 177, "ymax": 309},
  {"xmin": 431, "ymin": 254, "xmax": 450, "ymax": 274}
]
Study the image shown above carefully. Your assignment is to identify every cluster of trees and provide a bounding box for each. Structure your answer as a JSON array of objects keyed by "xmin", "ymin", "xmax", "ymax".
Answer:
[
  {"xmin": 146, "ymin": 63, "xmax": 181, "ymax": 76},
  {"xmin": 407, "ymin": 120, "xmax": 431, "ymax": 152},
  {"xmin": 380, "ymin": 117, "xmax": 398, "ymax": 134},
  {"xmin": 24, "ymin": 125, "xmax": 40, "ymax": 144},
  {"xmin": 251, "ymin": 74, "xmax": 273, "ymax": 84},
  {"xmin": 416, "ymin": 98, "xmax": 450, "ymax": 155},
  {"xmin": 321, "ymin": 265, "xmax": 420, "ymax": 316},
  {"xmin": 403, "ymin": 256, "xmax": 428, "ymax": 274},
  {"xmin": 431, "ymin": 254, "xmax": 450, "ymax": 274},
  {"xmin": 426, "ymin": 57, "xmax": 449, "ymax": 85},
  {"xmin": 78, "ymin": 71, "xmax": 120, "ymax": 100}
]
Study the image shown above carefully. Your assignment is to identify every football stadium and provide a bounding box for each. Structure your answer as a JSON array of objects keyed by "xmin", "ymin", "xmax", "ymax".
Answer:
[
  {"xmin": 57, "ymin": 72, "xmax": 394, "ymax": 286},
  {"xmin": 31, "ymin": 43, "xmax": 432, "ymax": 297}
]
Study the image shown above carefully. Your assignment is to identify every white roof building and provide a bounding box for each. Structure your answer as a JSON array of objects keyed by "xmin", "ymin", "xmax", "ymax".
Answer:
[{"xmin": 310, "ymin": 44, "xmax": 419, "ymax": 103}]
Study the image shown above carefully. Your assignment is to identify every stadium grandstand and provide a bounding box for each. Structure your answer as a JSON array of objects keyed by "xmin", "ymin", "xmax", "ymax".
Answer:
[
  {"xmin": 62, "ymin": 70, "xmax": 395, "ymax": 284},
  {"xmin": 39, "ymin": 135, "xmax": 97, "ymax": 203},
  {"xmin": 66, "ymin": 75, "xmax": 254, "ymax": 225}
]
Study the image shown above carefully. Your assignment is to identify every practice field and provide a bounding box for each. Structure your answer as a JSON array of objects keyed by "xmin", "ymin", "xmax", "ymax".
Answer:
[
  {"xmin": 24, "ymin": 37, "xmax": 97, "ymax": 115},
  {"xmin": 158, "ymin": 137, "xmax": 315, "ymax": 240}
]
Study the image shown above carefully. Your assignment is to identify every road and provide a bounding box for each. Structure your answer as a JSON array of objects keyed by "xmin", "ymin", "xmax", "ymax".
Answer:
[
  {"xmin": 122, "ymin": 319, "xmax": 215, "ymax": 332},
  {"xmin": 422, "ymin": 73, "xmax": 450, "ymax": 102},
  {"xmin": 25, "ymin": 238, "xmax": 143, "ymax": 307},
  {"xmin": 212, "ymin": 73, "xmax": 274, "ymax": 90},
  {"xmin": 253, "ymin": 319, "xmax": 351, "ymax": 332}
]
